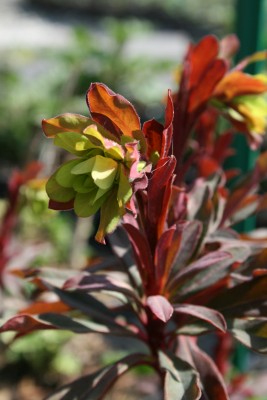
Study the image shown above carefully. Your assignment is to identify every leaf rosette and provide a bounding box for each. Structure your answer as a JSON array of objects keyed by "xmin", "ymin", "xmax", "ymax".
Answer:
[{"xmin": 42, "ymin": 84, "xmax": 148, "ymax": 243}]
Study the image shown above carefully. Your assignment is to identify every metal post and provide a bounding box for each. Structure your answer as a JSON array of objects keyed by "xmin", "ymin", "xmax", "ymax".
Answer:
[
  {"xmin": 231, "ymin": 0, "xmax": 265, "ymax": 372},
  {"xmin": 230, "ymin": 0, "xmax": 265, "ymax": 233}
]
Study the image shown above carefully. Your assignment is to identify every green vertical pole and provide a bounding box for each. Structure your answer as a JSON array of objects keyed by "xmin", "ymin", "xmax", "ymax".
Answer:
[
  {"xmin": 230, "ymin": 0, "xmax": 265, "ymax": 233},
  {"xmin": 231, "ymin": 0, "xmax": 265, "ymax": 372}
]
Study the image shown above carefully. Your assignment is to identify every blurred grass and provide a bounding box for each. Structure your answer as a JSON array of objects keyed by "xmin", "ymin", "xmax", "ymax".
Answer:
[{"xmin": 0, "ymin": 20, "xmax": 176, "ymax": 171}]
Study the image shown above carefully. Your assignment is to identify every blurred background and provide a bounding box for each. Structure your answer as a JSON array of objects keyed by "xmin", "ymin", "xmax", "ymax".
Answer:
[{"xmin": 1, "ymin": 0, "xmax": 267, "ymax": 399}]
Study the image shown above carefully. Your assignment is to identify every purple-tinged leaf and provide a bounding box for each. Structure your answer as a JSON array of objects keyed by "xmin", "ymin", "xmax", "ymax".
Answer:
[
  {"xmin": 228, "ymin": 318, "xmax": 267, "ymax": 353},
  {"xmin": 39, "ymin": 313, "xmax": 135, "ymax": 337},
  {"xmin": 0, "ymin": 314, "xmax": 55, "ymax": 336},
  {"xmin": 174, "ymin": 304, "xmax": 226, "ymax": 332},
  {"xmin": 123, "ymin": 223, "xmax": 154, "ymax": 285},
  {"xmin": 172, "ymin": 250, "xmax": 231, "ymax": 285},
  {"xmin": 221, "ymin": 171, "xmax": 259, "ymax": 226},
  {"xmin": 46, "ymin": 283, "xmax": 127, "ymax": 329},
  {"xmin": 167, "ymin": 221, "xmax": 203, "ymax": 282},
  {"xmin": 171, "ymin": 250, "xmax": 237, "ymax": 301},
  {"xmin": 63, "ymin": 273, "xmax": 142, "ymax": 305},
  {"xmin": 14, "ymin": 266, "xmax": 79, "ymax": 288},
  {"xmin": 46, "ymin": 353, "xmax": 150, "ymax": 400},
  {"xmin": 147, "ymin": 295, "xmax": 173, "ymax": 323},
  {"xmin": 187, "ymin": 175, "xmax": 226, "ymax": 235},
  {"xmin": 108, "ymin": 226, "xmax": 142, "ymax": 291},
  {"xmin": 188, "ymin": 340, "xmax": 229, "ymax": 400},
  {"xmin": 159, "ymin": 351, "xmax": 201, "ymax": 400},
  {"xmin": 176, "ymin": 321, "xmax": 217, "ymax": 336},
  {"xmin": 168, "ymin": 187, "xmax": 187, "ymax": 225},
  {"xmin": 154, "ymin": 227, "xmax": 182, "ymax": 287},
  {"xmin": 210, "ymin": 275, "xmax": 267, "ymax": 317},
  {"xmin": 230, "ymin": 194, "xmax": 259, "ymax": 224}
]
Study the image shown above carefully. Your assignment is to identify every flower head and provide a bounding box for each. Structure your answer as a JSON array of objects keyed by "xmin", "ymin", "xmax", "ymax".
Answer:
[
  {"xmin": 42, "ymin": 84, "xmax": 148, "ymax": 242},
  {"xmin": 212, "ymin": 71, "xmax": 267, "ymax": 148}
]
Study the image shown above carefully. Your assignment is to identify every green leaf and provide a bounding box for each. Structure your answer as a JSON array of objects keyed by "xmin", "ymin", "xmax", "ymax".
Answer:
[
  {"xmin": 117, "ymin": 165, "xmax": 132, "ymax": 207},
  {"xmin": 95, "ymin": 188, "xmax": 122, "ymax": 243},
  {"xmin": 159, "ymin": 351, "xmax": 201, "ymax": 400},
  {"xmin": 104, "ymin": 143, "xmax": 124, "ymax": 161},
  {"xmin": 42, "ymin": 113, "xmax": 93, "ymax": 138},
  {"xmin": 91, "ymin": 155, "xmax": 118, "ymax": 190},
  {"xmin": 54, "ymin": 131, "xmax": 93, "ymax": 155},
  {"xmin": 71, "ymin": 157, "xmax": 96, "ymax": 175},
  {"xmin": 46, "ymin": 173, "xmax": 75, "ymax": 202},
  {"xmin": 55, "ymin": 159, "xmax": 81, "ymax": 188},
  {"xmin": 72, "ymin": 174, "xmax": 94, "ymax": 193},
  {"xmin": 229, "ymin": 318, "xmax": 267, "ymax": 353},
  {"xmin": 74, "ymin": 190, "xmax": 105, "ymax": 217}
]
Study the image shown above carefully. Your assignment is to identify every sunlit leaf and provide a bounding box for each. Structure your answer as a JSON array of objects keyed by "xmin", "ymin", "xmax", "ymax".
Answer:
[
  {"xmin": 87, "ymin": 83, "xmax": 141, "ymax": 137},
  {"xmin": 174, "ymin": 304, "xmax": 226, "ymax": 332},
  {"xmin": 159, "ymin": 351, "xmax": 201, "ymax": 400},
  {"xmin": 46, "ymin": 353, "xmax": 151, "ymax": 400},
  {"xmin": 147, "ymin": 295, "xmax": 173, "ymax": 323}
]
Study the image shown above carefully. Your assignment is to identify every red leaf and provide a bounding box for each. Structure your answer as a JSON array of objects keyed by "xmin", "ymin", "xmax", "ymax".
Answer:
[
  {"xmin": 188, "ymin": 340, "xmax": 229, "ymax": 400},
  {"xmin": 172, "ymin": 35, "xmax": 227, "ymax": 172},
  {"xmin": 147, "ymin": 295, "xmax": 173, "ymax": 323},
  {"xmin": 87, "ymin": 83, "xmax": 140, "ymax": 137},
  {"xmin": 123, "ymin": 223, "xmax": 154, "ymax": 286},
  {"xmin": 197, "ymin": 156, "xmax": 220, "ymax": 178},
  {"xmin": 143, "ymin": 118, "xmax": 164, "ymax": 160},
  {"xmin": 147, "ymin": 156, "xmax": 176, "ymax": 247},
  {"xmin": 0, "ymin": 314, "xmax": 54, "ymax": 336},
  {"xmin": 168, "ymin": 187, "xmax": 187, "ymax": 225},
  {"xmin": 162, "ymin": 90, "xmax": 174, "ymax": 157},
  {"xmin": 167, "ymin": 221, "xmax": 203, "ymax": 282},
  {"xmin": 49, "ymin": 199, "xmax": 74, "ymax": 211},
  {"xmin": 188, "ymin": 59, "xmax": 226, "ymax": 113},
  {"xmin": 188, "ymin": 35, "xmax": 220, "ymax": 88},
  {"xmin": 212, "ymin": 130, "xmax": 234, "ymax": 162},
  {"xmin": 155, "ymin": 227, "xmax": 182, "ymax": 292}
]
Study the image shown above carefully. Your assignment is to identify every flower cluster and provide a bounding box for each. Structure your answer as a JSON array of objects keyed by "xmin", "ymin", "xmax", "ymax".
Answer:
[
  {"xmin": 212, "ymin": 71, "xmax": 267, "ymax": 147},
  {"xmin": 42, "ymin": 84, "xmax": 148, "ymax": 242}
]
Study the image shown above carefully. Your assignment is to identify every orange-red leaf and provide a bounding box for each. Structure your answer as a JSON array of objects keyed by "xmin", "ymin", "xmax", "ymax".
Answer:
[
  {"xmin": 42, "ymin": 113, "xmax": 92, "ymax": 138},
  {"xmin": 87, "ymin": 83, "xmax": 140, "ymax": 137},
  {"xmin": 213, "ymin": 71, "xmax": 267, "ymax": 101},
  {"xmin": 19, "ymin": 301, "xmax": 71, "ymax": 315}
]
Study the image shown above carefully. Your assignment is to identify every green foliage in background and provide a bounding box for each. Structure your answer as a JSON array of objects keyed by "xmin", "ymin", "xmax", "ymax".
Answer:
[{"xmin": 0, "ymin": 20, "xmax": 175, "ymax": 169}]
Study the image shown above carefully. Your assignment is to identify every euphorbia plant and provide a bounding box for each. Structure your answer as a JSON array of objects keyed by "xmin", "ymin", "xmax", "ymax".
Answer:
[{"xmin": 2, "ymin": 34, "xmax": 267, "ymax": 399}]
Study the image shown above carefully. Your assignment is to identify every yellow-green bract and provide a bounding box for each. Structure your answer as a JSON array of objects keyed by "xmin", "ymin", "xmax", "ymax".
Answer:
[{"xmin": 45, "ymin": 124, "xmax": 146, "ymax": 243}]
